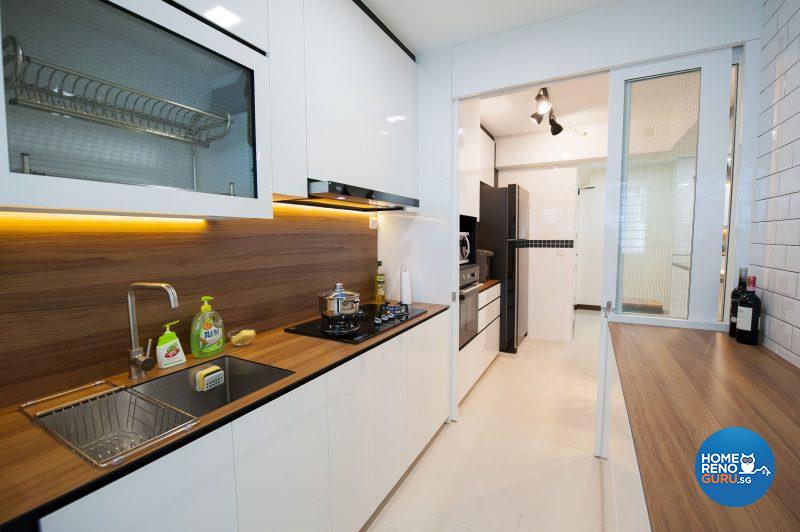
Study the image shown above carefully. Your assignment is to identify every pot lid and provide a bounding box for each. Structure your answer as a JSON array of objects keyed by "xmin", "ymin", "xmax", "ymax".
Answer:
[{"xmin": 319, "ymin": 282, "xmax": 360, "ymax": 300}]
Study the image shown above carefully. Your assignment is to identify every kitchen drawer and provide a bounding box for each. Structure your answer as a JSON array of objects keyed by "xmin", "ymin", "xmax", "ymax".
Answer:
[
  {"xmin": 478, "ymin": 283, "xmax": 501, "ymax": 309},
  {"xmin": 478, "ymin": 298, "xmax": 501, "ymax": 330},
  {"xmin": 457, "ymin": 317, "xmax": 500, "ymax": 403}
]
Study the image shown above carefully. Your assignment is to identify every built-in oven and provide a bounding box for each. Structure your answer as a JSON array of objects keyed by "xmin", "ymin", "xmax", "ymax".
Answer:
[{"xmin": 459, "ymin": 265, "xmax": 480, "ymax": 348}]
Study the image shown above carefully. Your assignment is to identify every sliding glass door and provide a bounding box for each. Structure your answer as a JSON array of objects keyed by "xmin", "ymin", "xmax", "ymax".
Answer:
[{"xmin": 602, "ymin": 49, "xmax": 733, "ymax": 326}]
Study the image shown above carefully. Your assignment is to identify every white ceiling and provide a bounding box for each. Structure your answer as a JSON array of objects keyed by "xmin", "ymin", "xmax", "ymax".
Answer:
[
  {"xmin": 363, "ymin": 0, "xmax": 618, "ymax": 53},
  {"xmin": 479, "ymin": 72, "xmax": 609, "ymax": 137}
]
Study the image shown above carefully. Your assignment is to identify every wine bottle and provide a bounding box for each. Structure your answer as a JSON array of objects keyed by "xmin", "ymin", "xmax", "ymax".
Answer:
[
  {"xmin": 729, "ymin": 267, "xmax": 748, "ymax": 337},
  {"xmin": 735, "ymin": 275, "xmax": 761, "ymax": 345}
]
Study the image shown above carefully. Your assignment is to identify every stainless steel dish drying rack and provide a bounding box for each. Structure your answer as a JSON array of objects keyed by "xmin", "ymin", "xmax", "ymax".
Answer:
[
  {"xmin": 2, "ymin": 36, "xmax": 231, "ymax": 147},
  {"xmin": 21, "ymin": 381, "xmax": 198, "ymax": 468}
]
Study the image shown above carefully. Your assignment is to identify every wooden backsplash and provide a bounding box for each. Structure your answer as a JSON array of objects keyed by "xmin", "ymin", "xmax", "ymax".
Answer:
[{"xmin": 0, "ymin": 204, "xmax": 376, "ymax": 407}]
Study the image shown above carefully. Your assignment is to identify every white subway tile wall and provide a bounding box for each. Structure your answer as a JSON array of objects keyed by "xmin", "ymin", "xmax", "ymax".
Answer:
[
  {"xmin": 757, "ymin": 0, "xmax": 800, "ymax": 364},
  {"xmin": 498, "ymin": 166, "xmax": 578, "ymax": 342}
]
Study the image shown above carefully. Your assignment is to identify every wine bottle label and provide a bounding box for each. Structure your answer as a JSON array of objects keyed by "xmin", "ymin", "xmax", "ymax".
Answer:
[{"xmin": 737, "ymin": 307, "xmax": 752, "ymax": 332}]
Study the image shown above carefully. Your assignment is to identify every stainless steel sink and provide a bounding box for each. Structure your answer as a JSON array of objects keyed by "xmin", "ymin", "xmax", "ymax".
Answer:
[
  {"xmin": 21, "ymin": 381, "xmax": 198, "ymax": 468},
  {"xmin": 22, "ymin": 357, "xmax": 294, "ymax": 468},
  {"xmin": 131, "ymin": 356, "xmax": 294, "ymax": 417}
]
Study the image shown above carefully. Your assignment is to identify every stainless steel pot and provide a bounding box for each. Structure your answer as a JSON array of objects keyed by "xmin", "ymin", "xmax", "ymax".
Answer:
[{"xmin": 318, "ymin": 283, "xmax": 360, "ymax": 320}]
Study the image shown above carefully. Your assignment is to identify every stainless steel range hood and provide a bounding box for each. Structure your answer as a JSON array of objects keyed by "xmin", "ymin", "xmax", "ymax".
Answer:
[{"xmin": 277, "ymin": 180, "xmax": 419, "ymax": 212}]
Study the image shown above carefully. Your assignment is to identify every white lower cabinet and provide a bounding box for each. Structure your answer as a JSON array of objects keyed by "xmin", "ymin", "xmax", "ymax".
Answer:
[
  {"xmin": 457, "ymin": 317, "xmax": 500, "ymax": 403},
  {"xmin": 407, "ymin": 311, "xmax": 451, "ymax": 460},
  {"xmin": 374, "ymin": 335, "xmax": 409, "ymax": 500},
  {"xmin": 605, "ymin": 331, "xmax": 651, "ymax": 532},
  {"xmin": 327, "ymin": 354, "xmax": 377, "ymax": 532},
  {"xmin": 40, "ymin": 310, "xmax": 451, "ymax": 532},
  {"xmin": 232, "ymin": 378, "xmax": 331, "ymax": 532},
  {"xmin": 40, "ymin": 425, "xmax": 239, "ymax": 532}
]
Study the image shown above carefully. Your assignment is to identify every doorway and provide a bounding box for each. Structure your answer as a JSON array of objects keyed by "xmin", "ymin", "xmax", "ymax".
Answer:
[{"xmin": 477, "ymin": 72, "xmax": 610, "ymax": 342}]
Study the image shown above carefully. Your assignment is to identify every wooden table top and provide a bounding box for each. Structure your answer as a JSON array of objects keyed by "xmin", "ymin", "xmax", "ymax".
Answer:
[
  {"xmin": 0, "ymin": 303, "xmax": 448, "ymax": 526},
  {"xmin": 609, "ymin": 322, "xmax": 800, "ymax": 531}
]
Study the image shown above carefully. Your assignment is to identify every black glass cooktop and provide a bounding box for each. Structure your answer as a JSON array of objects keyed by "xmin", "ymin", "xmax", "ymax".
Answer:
[{"xmin": 284, "ymin": 303, "xmax": 427, "ymax": 344}]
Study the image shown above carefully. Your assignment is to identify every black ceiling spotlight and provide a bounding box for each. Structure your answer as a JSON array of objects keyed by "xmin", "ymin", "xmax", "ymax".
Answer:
[
  {"xmin": 549, "ymin": 110, "xmax": 563, "ymax": 136},
  {"xmin": 530, "ymin": 111, "xmax": 544, "ymax": 124}
]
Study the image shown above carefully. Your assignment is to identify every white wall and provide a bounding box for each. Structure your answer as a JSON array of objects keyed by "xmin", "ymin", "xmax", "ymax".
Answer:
[
  {"xmin": 499, "ymin": 167, "xmax": 577, "ymax": 342},
  {"xmin": 450, "ymin": 0, "xmax": 760, "ymax": 98},
  {"xmin": 753, "ymin": 0, "xmax": 800, "ymax": 367},
  {"xmin": 495, "ymin": 122, "xmax": 608, "ymax": 169},
  {"xmin": 577, "ymin": 164, "xmax": 606, "ymax": 307}
]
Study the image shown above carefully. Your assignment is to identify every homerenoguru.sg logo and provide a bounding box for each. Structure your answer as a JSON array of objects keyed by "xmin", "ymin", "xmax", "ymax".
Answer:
[{"xmin": 695, "ymin": 427, "xmax": 774, "ymax": 507}]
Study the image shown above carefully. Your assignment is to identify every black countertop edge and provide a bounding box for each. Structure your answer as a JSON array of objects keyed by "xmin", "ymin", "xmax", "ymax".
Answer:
[{"xmin": 1, "ymin": 305, "xmax": 449, "ymax": 531}]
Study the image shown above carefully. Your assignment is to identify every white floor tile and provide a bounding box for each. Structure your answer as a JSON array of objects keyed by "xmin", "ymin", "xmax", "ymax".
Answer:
[{"xmin": 368, "ymin": 310, "xmax": 604, "ymax": 532}]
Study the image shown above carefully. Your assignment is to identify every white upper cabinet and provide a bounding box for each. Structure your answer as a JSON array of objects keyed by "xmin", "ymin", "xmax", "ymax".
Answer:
[
  {"xmin": 175, "ymin": 0, "xmax": 268, "ymax": 50},
  {"xmin": 479, "ymin": 128, "xmax": 495, "ymax": 186},
  {"xmin": 271, "ymin": 0, "xmax": 418, "ymax": 200},
  {"xmin": 364, "ymin": 20, "xmax": 418, "ymax": 200},
  {"xmin": 459, "ymin": 98, "xmax": 482, "ymax": 218},
  {"xmin": 268, "ymin": 0, "xmax": 309, "ymax": 198},
  {"xmin": 0, "ymin": 0, "xmax": 272, "ymax": 219},
  {"xmin": 305, "ymin": 0, "xmax": 367, "ymax": 189}
]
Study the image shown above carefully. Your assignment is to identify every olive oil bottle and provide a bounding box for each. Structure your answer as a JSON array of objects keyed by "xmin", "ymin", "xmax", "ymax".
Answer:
[{"xmin": 375, "ymin": 261, "xmax": 386, "ymax": 304}]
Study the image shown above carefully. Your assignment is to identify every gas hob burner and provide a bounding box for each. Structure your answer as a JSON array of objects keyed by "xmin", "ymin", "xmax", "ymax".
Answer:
[
  {"xmin": 318, "ymin": 318, "xmax": 360, "ymax": 336},
  {"xmin": 381, "ymin": 302, "xmax": 410, "ymax": 317},
  {"xmin": 285, "ymin": 303, "xmax": 427, "ymax": 344}
]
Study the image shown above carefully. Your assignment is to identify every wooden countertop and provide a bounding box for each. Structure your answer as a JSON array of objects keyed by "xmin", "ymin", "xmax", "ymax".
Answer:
[
  {"xmin": 609, "ymin": 322, "xmax": 800, "ymax": 531},
  {"xmin": 0, "ymin": 303, "xmax": 448, "ymax": 526},
  {"xmin": 478, "ymin": 279, "xmax": 500, "ymax": 293}
]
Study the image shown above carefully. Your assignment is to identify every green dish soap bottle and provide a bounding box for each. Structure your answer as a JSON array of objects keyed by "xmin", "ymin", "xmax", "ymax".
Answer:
[{"xmin": 191, "ymin": 296, "xmax": 225, "ymax": 358}]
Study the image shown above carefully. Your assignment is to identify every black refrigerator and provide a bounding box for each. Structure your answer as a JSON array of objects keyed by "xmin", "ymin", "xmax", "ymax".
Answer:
[{"xmin": 478, "ymin": 182, "xmax": 530, "ymax": 353}]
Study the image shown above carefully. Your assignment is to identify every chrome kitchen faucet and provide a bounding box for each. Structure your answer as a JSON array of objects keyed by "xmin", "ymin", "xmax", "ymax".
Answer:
[{"xmin": 127, "ymin": 282, "xmax": 179, "ymax": 379}]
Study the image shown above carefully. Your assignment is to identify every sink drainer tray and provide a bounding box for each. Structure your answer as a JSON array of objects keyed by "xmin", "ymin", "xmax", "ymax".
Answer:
[{"xmin": 21, "ymin": 381, "xmax": 198, "ymax": 468}]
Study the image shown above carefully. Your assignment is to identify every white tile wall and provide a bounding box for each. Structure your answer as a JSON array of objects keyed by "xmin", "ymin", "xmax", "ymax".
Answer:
[
  {"xmin": 757, "ymin": 0, "xmax": 800, "ymax": 365},
  {"xmin": 498, "ymin": 167, "xmax": 578, "ymax": 342}
]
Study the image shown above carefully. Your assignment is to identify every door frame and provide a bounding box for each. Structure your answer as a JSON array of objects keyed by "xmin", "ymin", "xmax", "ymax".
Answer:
[{"xmin": 601, "ymin": 48, "xmax": 733, "ymax": 329}]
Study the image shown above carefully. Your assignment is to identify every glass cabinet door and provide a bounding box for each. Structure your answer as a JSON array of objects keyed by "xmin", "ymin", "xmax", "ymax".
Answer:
[{"xmin": 1, "ymin": 0, "xmax": 257, "ymax": 198}]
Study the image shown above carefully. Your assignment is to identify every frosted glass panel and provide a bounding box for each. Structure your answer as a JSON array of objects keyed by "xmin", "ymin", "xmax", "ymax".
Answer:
[
  {"xmin": 0, "ymin": 0, "xmax": 256, "ymax": 198},
  {"xmin": 616, "ymin": 70, "xmax": 700, "ymax": 318}
]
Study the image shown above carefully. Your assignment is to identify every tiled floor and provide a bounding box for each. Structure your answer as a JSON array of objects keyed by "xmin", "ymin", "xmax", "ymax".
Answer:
[{"xmin": 367, "ymin": 310, "xmax": 604, "ymax": 532}]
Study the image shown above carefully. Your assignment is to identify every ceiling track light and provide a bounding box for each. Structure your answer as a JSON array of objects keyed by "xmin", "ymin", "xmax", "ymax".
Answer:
[
  {"xmin": 530, "ymin": 112, "xmax": 544, "ymax": 124},
  {"xmin": 535, "ymin": 88, "xmax": 552, "ymax": 115},
  {"xmin": 549, "ymin": 110, "xmax": 563, "ymax": 136}
]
